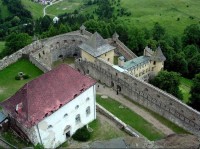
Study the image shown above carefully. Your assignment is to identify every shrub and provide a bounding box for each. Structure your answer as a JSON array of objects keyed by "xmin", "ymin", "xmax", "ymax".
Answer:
[
  {"xmin": 15, "ymin": 75, "xmax": 21, "ymax": 80},
  {"xmin": 34, "ymin": 143, "xmax": 44, "ymax": 149},
  {"xmin": 23, "ymin": 74, "xmax": 30, "ymax": 79},
  {"xmin": 72, "ymin": 126, "xmax": 90, "ymax": 141}
]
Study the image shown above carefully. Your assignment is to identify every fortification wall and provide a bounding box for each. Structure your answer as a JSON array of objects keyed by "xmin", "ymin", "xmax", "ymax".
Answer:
[
  {"xmin": 75, "ymin": 58, "xmax": 200, "ymax": 137},
  {"xmin": 0, "ymin": 40, "xmax": 43, "ymax": 71}
]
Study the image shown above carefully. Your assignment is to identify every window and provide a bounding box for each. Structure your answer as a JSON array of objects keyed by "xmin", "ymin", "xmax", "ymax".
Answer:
[
  {"xmin": 153, "ymin": 61, "xmax": 156, "ymax": 65},
  {"xmin": 75, "ymin": 114, "xmax": 81, "ymax": 124},
  {"xmin": 105, "ymin": 53, "xmax": 107, "ymax": 56},
  {"xmin": 107, "ymin": 58, "xmax": 110, "ymax": 61},
  {"xmin": 75, "ymin": 105, "xmax": 79, "ymax": 110},
  {"xmin": 86, "ymin": 97, "xmax": 90, "ymax": 101},
  {"xmin": 39, "ymin": 53, "xmax": 41, "ymax": 58},
  {"xmin": 48, "ymin": 125, "xmax": 53, "ymax": 129},
  {"xmin": 43, "ymin": 51, "xmax": 45, "ymax": 55},
  {"xmin": 64, "ymin": 113, "xmax": 68, "ymax": 118},
  {"xmin": 86, "ymin": 106, "xmax": 91, "ymax": 116}
]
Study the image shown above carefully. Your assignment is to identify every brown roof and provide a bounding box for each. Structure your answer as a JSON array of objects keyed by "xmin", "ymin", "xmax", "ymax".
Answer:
[{"xmin": 0, "ymin": 64, "xmax": 96, "ymax": 128}]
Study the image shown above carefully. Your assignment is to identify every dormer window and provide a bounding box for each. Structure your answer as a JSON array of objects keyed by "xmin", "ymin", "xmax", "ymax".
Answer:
[
  {"xmin": 86, "ymin": 97, "xmax": 90, "ymax": 101},
  {"xmin": 15, "ymin": 102, "xmax": 23, "ymax": 114},
  {"xmin": 64, "ymin": 113, "xmax": 68, "ymax": 118}
]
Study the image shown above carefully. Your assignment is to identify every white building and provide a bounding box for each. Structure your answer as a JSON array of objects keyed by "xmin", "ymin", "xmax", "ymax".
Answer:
[{"xmin": 1, "ymin": 64, "xmax": 96, "ymax": 148}]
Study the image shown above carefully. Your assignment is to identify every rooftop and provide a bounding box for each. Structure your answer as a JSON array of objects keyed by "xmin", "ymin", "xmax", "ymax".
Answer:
[
  {"xmin": 79, "ymin": 32, "xmax": 115, "ymax": 57},
  {"xmin": 150, "ymin": 46, "xmax": 166, "ymax": 62},
  {"xmin": 122, "ymin": 56, "xmax": 150, "ymax": 70},
  {"xmin": 0, "ymin": 64, "xmax": 96, "ymax": 128}
]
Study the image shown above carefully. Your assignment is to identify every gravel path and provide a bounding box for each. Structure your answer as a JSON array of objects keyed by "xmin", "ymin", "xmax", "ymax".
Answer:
[{"xmin": 96, "ymin": 83, "xmax": 174, "ymax": 136}]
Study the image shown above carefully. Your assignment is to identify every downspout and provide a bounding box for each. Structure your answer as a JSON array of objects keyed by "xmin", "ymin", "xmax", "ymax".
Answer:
[{"xmin": 36, "ymin": 124, "xmax": 43, "ymax": 145}]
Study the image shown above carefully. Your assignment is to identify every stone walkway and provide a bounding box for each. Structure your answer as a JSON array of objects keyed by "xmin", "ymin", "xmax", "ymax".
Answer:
[{"xmin": 96, "ymin": 83, "xmax": 174, "ymax": 136}]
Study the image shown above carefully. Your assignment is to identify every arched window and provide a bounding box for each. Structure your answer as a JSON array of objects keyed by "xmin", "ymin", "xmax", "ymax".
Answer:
[
  {"xmin": 64, "ymin": 113, "xmax": 68, "ymax": 118},
  {"xmin": 86, "ymin": 97, "xmax": 90, "ymax": 101},
  {"xmin": 75, "ymin": 114, "xmax": 81, "ymax": 124},
  {"xmin": 86, "ymin": 106, "xmax": 91, "ymax": 116},
  {"xmin": 48, "ymin": 125, "xmax": 53, "ymax": 129}
]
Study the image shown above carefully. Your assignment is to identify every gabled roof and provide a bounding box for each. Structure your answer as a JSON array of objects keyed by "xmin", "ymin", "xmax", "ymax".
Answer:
[
  {"xmin": 122, "ymin": 56, "xmax": 150, "ymax": 70},
  {"xmin": 150, "ymin": 46, "xmax": 166, "ymax": 62},
  {"xmin": 79, "ymin": 32, "xmax": 115, "ymax": 57},
  {"xmin": 0, "ymin": 64, "xmax": 96, "ymax": 128}
]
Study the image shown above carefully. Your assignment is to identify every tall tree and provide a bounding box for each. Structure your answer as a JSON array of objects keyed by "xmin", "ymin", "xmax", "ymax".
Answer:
[
  {"xmin": 189, "ymin": 73, "xmax": 200, "ymax": 111},
  {"xmin": 149, "ymin": 71, "xmax": 183, "ymax": 100},
  {"xmin": 152, "ymin": 22, "xmax": 165, "ymax": 41},
  {"xmin": 182, "ymin": 24, "xmax": 200, "ymax": 48}
]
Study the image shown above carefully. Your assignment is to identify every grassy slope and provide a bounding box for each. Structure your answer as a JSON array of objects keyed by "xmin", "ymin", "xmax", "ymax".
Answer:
[
  {"xmin": 45, "ymin": 0, "xmax": 83, "ymax": 16},
  {"xmin": 21, "ymin": 0, "xmax": 44, "ymax": 19},
  {"xmin": 120, "ymin": 0, "xmax": 200, "ymax": 35},
  {"xmin": 179, "ymin": 77, "xmax": 193, "ymax": 103},
  {"xmin": 97, "ymin": 95, "xmax": 165, "ymax": 141},
  {"xmin": 0, "ymin": 41, "xmax": 5, "ymax": 53},
  {"xmin": 0, "ymin": 59, "xmax": 43, "ymax": 102},
  {"xmin": 0, "ymin": 0, "xmax": 10, "ymax": 19}
]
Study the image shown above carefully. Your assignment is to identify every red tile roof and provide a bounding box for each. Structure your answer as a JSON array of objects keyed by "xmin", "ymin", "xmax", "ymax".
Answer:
[{"xmin": 0, "ymin": 64, "xmax": 96, "ymax": 128}]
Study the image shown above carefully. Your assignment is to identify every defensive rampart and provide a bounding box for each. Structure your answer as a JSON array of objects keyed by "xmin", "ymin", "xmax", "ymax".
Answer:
[{"xmin": 75, "ymin": 58, "xmax": 200, "ymax": 137}]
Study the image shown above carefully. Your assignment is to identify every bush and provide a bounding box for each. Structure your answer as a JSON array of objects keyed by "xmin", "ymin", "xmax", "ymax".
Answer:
[
  {"xmin": 15, "ymin": 75, "xmax": 21, "ymax": 80},
  {"xmin": 34, "ymin": 143, "xmax": 44, "ymax": 149},
  {"xmin": 23, "ymin": 74, "xmax": 30, "ymax": 79},
  {"xmin": 72, "ymin": 126, "xmax": 90, "ymax": 141}
]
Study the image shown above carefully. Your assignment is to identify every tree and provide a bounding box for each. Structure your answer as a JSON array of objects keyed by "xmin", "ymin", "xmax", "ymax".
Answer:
[
  {"xmin": 152, "ymin": 22, "xmax": 165, "ymax": 41},
  {"xmin": 188, "ymin": 54, "xmax": 200, "ymax": 78},
  {"xmin": 4, "ymin": 33, "xmax": 32, "ymax": 55},
  {"xmin": 182, "ymin": 24, "xmax": 200, "ymax": 48},
  {"xmin": 189, "ymin": 73, "xmax": 200, "ymax": 111},
  {"xmin": 149, "ymin": 71, "xmax": 183, "ymax": 100}
]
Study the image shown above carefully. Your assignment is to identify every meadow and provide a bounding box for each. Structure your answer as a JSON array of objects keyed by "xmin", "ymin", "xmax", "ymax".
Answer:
[
  {"xmin": 119, "ymin": 0, "xmax": 200, "ymax": 35},
  {"xmin": 0, "ymin": 0, "xmax": 10, "ymax": 19},
  {"xmin": 21, "ymin": 0, "xmax": 44, "ymax": 19}
]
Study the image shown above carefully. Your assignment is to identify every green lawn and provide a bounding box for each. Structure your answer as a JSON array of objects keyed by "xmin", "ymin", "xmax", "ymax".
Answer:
[
  {"xmin": 0, "ymin": 0, "xmax": 10, "ymax": 19},
  {"xmin": 0, "ymin": 59, "xmax": 43, "ymax": 102},
  {"xmin": 46, "ymin": 0, "xmax": 83, "ymax": 17},
  {"xmin": 179, "ymin": 77, "xmax": 193, "ymax": 103},
  {"xmin": 124, "ymin": 96, "xmax": 189, "ymax": 134},
  {"xmin": 0, "ymin": 41, "xmax": 5, "ymax": 53},
  {"xmin": 96, "ymin": 95, "xmax": 165, "ymax": 141},
  {"xmin": 21, "ymin": 0, "xmax": 44, "ymax": 19},
  {"xmin": 119, "ymin": 0, "xmax": 200, "ymax": 36},
  {"xmin": 89, "ymin": 118, "xmax": 126, "ymax": 141}
]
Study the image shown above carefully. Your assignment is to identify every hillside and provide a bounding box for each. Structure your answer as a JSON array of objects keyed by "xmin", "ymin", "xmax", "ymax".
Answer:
[{"xmin": 119, "ymin": 0, "xmax": 200, "ymax": 35}]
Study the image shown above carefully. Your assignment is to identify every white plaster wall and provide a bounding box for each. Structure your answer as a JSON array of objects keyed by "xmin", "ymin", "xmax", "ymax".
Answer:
[{"xmin": 31, "ymin": 85, "xmax": 96, "ymax": 148}]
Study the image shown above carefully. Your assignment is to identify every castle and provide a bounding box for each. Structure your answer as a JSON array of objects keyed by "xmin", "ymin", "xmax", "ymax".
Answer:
[{"xmin": 0, "ymin": 25, "xmax": 200, "ymax": 138}]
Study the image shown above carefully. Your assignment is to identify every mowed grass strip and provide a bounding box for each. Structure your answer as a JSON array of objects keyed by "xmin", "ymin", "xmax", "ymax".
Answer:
[
  {"xmin": 96, "ymin": 95, "xmax": 165, "ymax": 141},
  {"xmin": 124, "ymin": 96, "xmax": 189, "ymax": 134},
  {"xmin": 0, "ymin": 59, "xmax": 43, "ymax": 102}
]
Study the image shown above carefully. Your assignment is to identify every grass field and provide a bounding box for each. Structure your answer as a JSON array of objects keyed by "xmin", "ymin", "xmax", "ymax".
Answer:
[
  {"xmin": 0, "ymin": 0, "xmax": 10, "ymax": 19},
  {"xmin": 97, "ymin": 95, "xmax": 165, "ymax": 141},
  {"xmin": 46, "ymin": 0, "xmax": 83, "ymax": 17},
  {"xmin": 0, "ymin": 41, "xmax": 5, "ymax": 53},
  {"xmin": 179, "ymin": 77, "xmax": 193, "ymax": 103},
  {"xmin": 0, "ymin": 59, "xmax": 43, "ymax": 102},
  {"xmin": 120, "ymin": 0, "xmax": 200, "ymax": 36},
  {"xmin": 21, "ymin": 0, "xmax": 44, "ymax": 19}
]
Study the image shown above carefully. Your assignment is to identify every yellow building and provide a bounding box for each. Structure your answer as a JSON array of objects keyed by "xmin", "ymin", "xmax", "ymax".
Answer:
[
  {"xmin": 79, "ymin": 32, "xmax": 115, "ymax": 64},
  {"xmin": 119, "ymin": 46, "xmax": 166, "ymax": 81}
]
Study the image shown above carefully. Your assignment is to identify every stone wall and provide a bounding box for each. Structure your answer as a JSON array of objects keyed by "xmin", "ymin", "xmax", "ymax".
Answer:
[
  {"xmin": 97, "ymin": 103, "xmax": 139, "ymax": 137},
  {"xmin": 75, "ymin": 58, "xmax": 200, "ymax": 137},
  {"xmin": 0, "ymin": 40, "xmax": 43, "ymax": 71},
  {"xmin": 29, "ymin": 54, "xmax": 51, "ymax": 73}
]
